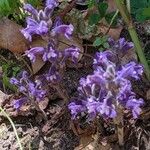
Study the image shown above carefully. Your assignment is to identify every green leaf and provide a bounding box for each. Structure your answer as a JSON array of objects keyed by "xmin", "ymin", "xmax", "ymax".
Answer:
[
  {"xmin": 2, "ymin": 75, "xmax": 17, "ymax": 92},
  {"xmin": 131, "ymin": 0, "xmax": 149, "ymax": 14},
  {"xmin": 105, "ymin": 12, "xmax": 118, "ymax": 26},
  {"xmin": 88, "ymin": 0, "xmax": 96, "ymax": 8},
  {"xmin": 135, "ymin": 8, "xmax": 150, "ymax": 22},
  {"xmin": 98, "ymin": 2, "xmax": 108, "ymax": 17},
  {"xmin": 101, "ymin": 36, "xmax": 108, "ymax": 42},
  {"xmin": 27, "ymin": 0, "xmax": 42, "ymax": 7},
  {"xmin": 93, "ymin": 37, "xmax": 103, "ymax": 47},
  {"xmin": 98, "ymin": 47, "xmax": 104, "ymax": 51},
  {"xmin": 103, "ymin": 42, "xmax": 110, "ymax": 49},
  {"xmin": 143, "ymin": 7, "xmax": 150, "ymax": 17},
  {"xmin": 0, "ymin": 0, "xmax": 21, "ymax": 18},
  {"xmin": 89, "ymin": 13, "xmax": 101, "ymax": 25}
]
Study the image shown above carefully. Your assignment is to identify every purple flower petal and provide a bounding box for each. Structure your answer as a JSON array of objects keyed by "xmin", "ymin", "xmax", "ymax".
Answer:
[
  {"xmin": 45, "ymin": 66, "xmax": 61, "ymax": 83},
  {"xmin": 10, "ymin": 77, "xmax": 19, "ymax": 85},
  {"xmin": 25, "ymin": 47, "xmax": 45, "ymax": 62},
  {"xmin": 13, "ymin": 97, "xmax": 27, "ymax": 109},
  {"xmin": 117, "ymin": 61, "xmax": 143, "ymax": 80},
  {"xmin": 46, "ymin": 0, "xmax": 59, "ymax": 7},
  {"xmin": 24, "ymin": 4, "xmax": 38, "ymax": 16},
  {"xmin": 42, "ymin": 46, "xmax": 58, "ymax": 62},
  {"xmin": 126, "ymin": 97, "xmax": 144, "ymax": 118},
  {"xmin": 64, "ymin": 46, "xmax": 80, "ymax": 63},
  {"xmin": 51, "ymin": 24, "xmax": 74, "ymax": 39}
]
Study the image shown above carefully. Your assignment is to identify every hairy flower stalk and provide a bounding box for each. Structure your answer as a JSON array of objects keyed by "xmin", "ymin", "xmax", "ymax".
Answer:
[{"xmin": 68, "ymin": 38, "xmax": 144, "ymax": 146}]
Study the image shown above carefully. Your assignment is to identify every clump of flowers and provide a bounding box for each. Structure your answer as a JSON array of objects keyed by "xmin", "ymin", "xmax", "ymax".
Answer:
[
  {"xmin": 10, "ymin": 71, "xmax": 46, "ymax": 109},
  {"xmin": 21, "ymin": 0, "xmax": 80, "ymax": 84},
  {"xmin": 10, "ymin": 0, "xmax": 80, "ymax": 111},
  {"xmin": 68, "ymin": 39, "xmax": 144, "ymax": 121}
]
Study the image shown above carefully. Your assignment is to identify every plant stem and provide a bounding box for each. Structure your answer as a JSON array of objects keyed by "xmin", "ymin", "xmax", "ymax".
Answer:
[
  {"xmin": 126, "ymin": 0, "xmax": 131, "ymax": 13},
  {"xmin": 113, "ymin": 106, "xmax": 124, "ymax": 146},
  {"xmin": 114, "ymin": 0, "xmax": 150, "ymax": 80},
  {"xmin": 105, "ymin": 9, "xmax": 119, "ymax": 35},
  {"xmin": 0, "ymin": 107, "xmax": 23, "ymax": 150},
  {"xmin": 31, "ymin": 99, "xmax": 47, "ymax": 121}
]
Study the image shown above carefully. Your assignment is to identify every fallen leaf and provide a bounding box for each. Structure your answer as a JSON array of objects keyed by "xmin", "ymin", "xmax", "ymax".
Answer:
[
  {"xmin": 38, "ymin": 97, "xmax": 49, "ymax": 110},
  {"xmin": 30, "ymin": 37, "xmax": 47, "ymax": 74},
  {"xmin": 0, "ymin": 18, "xmax": 29, "ymax": 53},
  {"xmin": 0, "ymin": 90, "xmax": 10, "ymax": 106},
  {"xmin": 98, "ymin": 24, "xmax": 123, "ymax": 40},
  {"xmin": 120, "ymin": 48, "xmax": 137, "ymax": 65},
  {"xmin": 74, "ymin": 135, "xmax": 94, "ymax": 150}
]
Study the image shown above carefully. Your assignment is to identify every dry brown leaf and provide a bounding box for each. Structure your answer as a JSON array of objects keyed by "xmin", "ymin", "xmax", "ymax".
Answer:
[
  {"xmin": 121, "ymin": 48, "xmax": 137, "ymax": 65},
  {"xmin": 106, "ymin": 0, "xmax": 117, "ymax": 13},
  {"xmin": 38, "ymin": 97, "xmax": 49, "ymax": 110},
  {"xmin": 98, "ymin": 24, "xmax": 123, "ymax": 40},
  {"xmin": 30, "ymin": 38, "xmax": 48, "ymax": 74},
  {"xmin": 0, "ymin": 90, "xmax": 10, "ymax": 106},
  {"xmin": 0, "ymin": 18, "xmax": 29, "ymax": 53},
  {"xmin": 74, "ymin": 135, "xmax": 94, "ymax": 150},
  {"xmin": 31, "ymin": 55, "xmax": 45, "ymax": 74}
]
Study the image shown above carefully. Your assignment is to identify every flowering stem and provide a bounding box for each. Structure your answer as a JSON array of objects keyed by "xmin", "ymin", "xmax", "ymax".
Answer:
[
  {"xmin": 113, "ymin": 106, "xmax": 124, "ymax": 146},
  {"xmin": 114, "ymin": 0, "xmax": 150, "ymax": 80},
  {"xmin": 32, "ymin": 100, "xmax": 48, "ymax": 121}
]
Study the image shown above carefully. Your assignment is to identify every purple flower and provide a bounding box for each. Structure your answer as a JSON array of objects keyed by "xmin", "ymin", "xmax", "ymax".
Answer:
[
  {"xmin": 45, "ymin": 66, "xmax": 61, "ymax": 83},
  {"xmin": 68, "ymin": 101, "xmax": 86, "ymax": 119},
  {"xmin": 108, "ymin": 37, "xmax": 134, "ymax": 51},
  {"xmin": 78, "ymin": 77, "xmax": 94, "ymax": 96},
  {"xmin": 28, "ymin": 82, "xmax": 46, "ymax": 101},
  {"xmin": 10, "ymin": 77, "xmax": 19, "ymax": 85},
  {"xmin": 51, "ymin": 24, "xmax": 74, "ymax": 39},
  {"xmin": 21, "ymin": 18, "xmax": 48, "ymax": 41},
  {"xmin": 42, "ymin": 46, "xmax": 58, "ymax": 62},
  {"xmin": 86, "ymin": 97, "xmax": 99, "ymax": 120},
  {"xmin": 93, "ymin": 51, "xmax": 114, "ymax": 69},
  {"xmin": 25, "ymin": 47, "xmax": 45, "ymax": 62},
  {"xmin": 118, "ymin": 38, "xmax": 134, "ymax": 51},
  {"xmin": 24, "ymin": 4, "xmax": 38, "ymax": 16},
  {"xmin": 97, "ymin": 92, "xmax": 116, "ymax": 118},
  {"xmin": 10, "ymin": 71, "xmax": 46, "ymax": 109},
  {"xmin": 13, "ymin": 97, "xmax": 27, "ymax": 109},
  {"xmin": 64, "ymin": 46, "xmax": 80, "ymax": 63},
  {"xmin": 68, "ymin": 49, "xmax": 144, "ymax": 120},
  {"xmin": 46, "ymin": 0, "xmax": 59, "ymax": 8},
  {"xmin": 126, "ymin": 97, "xmax": 144, "ymax": 118},
  {"xmin": 53, "ymin": 17, "xmax": 63, "ymax": 28},
  {"xmin": 117, "ymin": 61, "xmax": 143, "ymax": 80}
]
